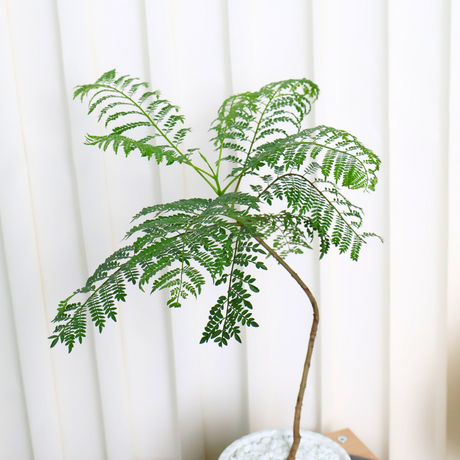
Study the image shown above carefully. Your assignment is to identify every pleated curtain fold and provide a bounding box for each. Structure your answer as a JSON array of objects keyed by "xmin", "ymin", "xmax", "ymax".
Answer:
[{"xmin": 0, "ymin": 1, "xmax": 458, "ymax": 460}]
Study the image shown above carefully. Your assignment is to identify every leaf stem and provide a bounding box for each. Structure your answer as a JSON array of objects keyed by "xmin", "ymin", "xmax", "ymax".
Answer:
[
  {"xmin": 219, "ymin": 236, "xmax": 240, "ymax": 345},
  {"xmin": 99, "ymin": 85, "xmax": 220, "ymax": 194},
  {"xmin": 215, "ymin": 99, "xmax": 235, "ymax": 193},
  {"xmin": 221, "ymin": 91, "xmax": 280, "ymax": 195}
]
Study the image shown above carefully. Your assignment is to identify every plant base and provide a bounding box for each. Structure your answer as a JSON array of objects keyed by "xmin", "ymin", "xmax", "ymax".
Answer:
[{"xmin": 218, "ymin": 429, "xmax": 350, "ymax": 460}]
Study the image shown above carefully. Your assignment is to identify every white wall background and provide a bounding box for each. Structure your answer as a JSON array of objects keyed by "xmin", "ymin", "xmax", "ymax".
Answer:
[{"xmin": 0, "ymin": 1, "xmax": 459, "ymax": 460}]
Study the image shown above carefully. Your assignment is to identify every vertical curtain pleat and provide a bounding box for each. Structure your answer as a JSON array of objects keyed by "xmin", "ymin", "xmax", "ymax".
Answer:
[
  {"xmin": 56, "ymin": 1, "xmax": 134, "ymax": 459},
  {"xmin": 1, "ymin": 1, "xmax": 104, "ymax": 459},
  {"xmin": 0, "ymin": 6, "xmax": 34, "ymax": 459},
  {"xmin": 227, "ymin": 0, "xmax": 322, "ymax": 438},
  {"xmin": 312, "ymin": 2, "xmax": 389, "ymax": 458},
  {"xmin": 0, "ymin": 1, "xmax": 458, "ymax": 459},
  {"xmin": 144, "ymin": 2, "xmax": 205, "ymax": 460},
  {"xmin": 57, "ymin": 0, "xmax": 183, "ymax": 458},
  {"xmin": 388, "ymin": 1, "xmax": 449, "ymax": 459},
  {"xmin": 447, "ymin": 1, "xmax": 460, "ymax": 459},
  {"xmin": 157, "ymin": 2, "xmax": 249, "ymax": 459},
  {"xmin": 0, "ymin": 198, "xmax": 32, "ymax": 460}
]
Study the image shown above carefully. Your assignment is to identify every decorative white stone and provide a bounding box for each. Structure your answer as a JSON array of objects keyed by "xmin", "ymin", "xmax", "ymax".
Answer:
[{"xmin": 218, "ymin": 430, "xmax": 351, "ymax": 460}]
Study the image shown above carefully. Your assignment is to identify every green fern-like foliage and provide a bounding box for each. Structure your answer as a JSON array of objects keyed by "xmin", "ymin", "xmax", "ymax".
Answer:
[
  {"xmin": 74, "ymin": 70, "xmax": 189, "ymax": 163},
  {"xmin": 50, "ymin": 70, "xmax": 381, "ymax": 352}
]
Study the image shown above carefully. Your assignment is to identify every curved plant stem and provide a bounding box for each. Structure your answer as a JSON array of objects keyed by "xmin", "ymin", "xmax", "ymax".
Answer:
[{"xmin": 254, "ymin": 236, "xmax": 319, "ymax": 460}]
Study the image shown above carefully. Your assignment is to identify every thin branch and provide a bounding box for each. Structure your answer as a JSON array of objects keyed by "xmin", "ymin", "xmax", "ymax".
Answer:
[
  {"xmin": 220, "ymin": 237, "xmax": 241, "ymax": 345},
  {"xmin": 253, "ymin": 236, "xmax": 319, "ymax": 460},
  {"xmin": 222, "ymin": 90, "xmax": 280, "ymax": 194}
]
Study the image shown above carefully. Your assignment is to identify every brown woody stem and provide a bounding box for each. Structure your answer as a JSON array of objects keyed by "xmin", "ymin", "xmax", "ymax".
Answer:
[{"xmin": 254, "ymin": 236, "xmax": 319, "ymax": 460}]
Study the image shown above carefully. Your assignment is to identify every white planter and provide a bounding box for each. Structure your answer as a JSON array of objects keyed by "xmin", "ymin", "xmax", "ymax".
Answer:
[{"xmin": 218, "ymin": 429, "xmax": 351, "ymax": 460}]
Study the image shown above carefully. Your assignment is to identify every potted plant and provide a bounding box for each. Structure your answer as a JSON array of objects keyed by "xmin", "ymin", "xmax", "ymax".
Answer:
[{"xmin": 49, "ymin": 70, "xmax": 381, "ymax": 460}]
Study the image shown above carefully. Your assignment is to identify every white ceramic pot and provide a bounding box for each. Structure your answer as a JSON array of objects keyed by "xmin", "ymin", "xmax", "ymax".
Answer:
[{"xmin": 218, "ymin": 429, "xmax": 351, "ymax": 460}]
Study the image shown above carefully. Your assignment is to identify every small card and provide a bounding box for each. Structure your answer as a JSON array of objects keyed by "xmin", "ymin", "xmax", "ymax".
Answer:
[{"xmin": 324, "ymin": 428, "xmax": 378, "ymax": 460}]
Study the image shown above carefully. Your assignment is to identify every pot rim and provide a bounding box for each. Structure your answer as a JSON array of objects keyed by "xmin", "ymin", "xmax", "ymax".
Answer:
[{"xmin": 218, "ymin": 429, "xmax": 351, "ymax": 460}]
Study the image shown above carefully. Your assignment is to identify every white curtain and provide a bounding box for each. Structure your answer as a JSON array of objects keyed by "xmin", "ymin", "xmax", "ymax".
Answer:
[{"xmin": 0, "ymin": 1, "xmax": 458, "ymax": 460}]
